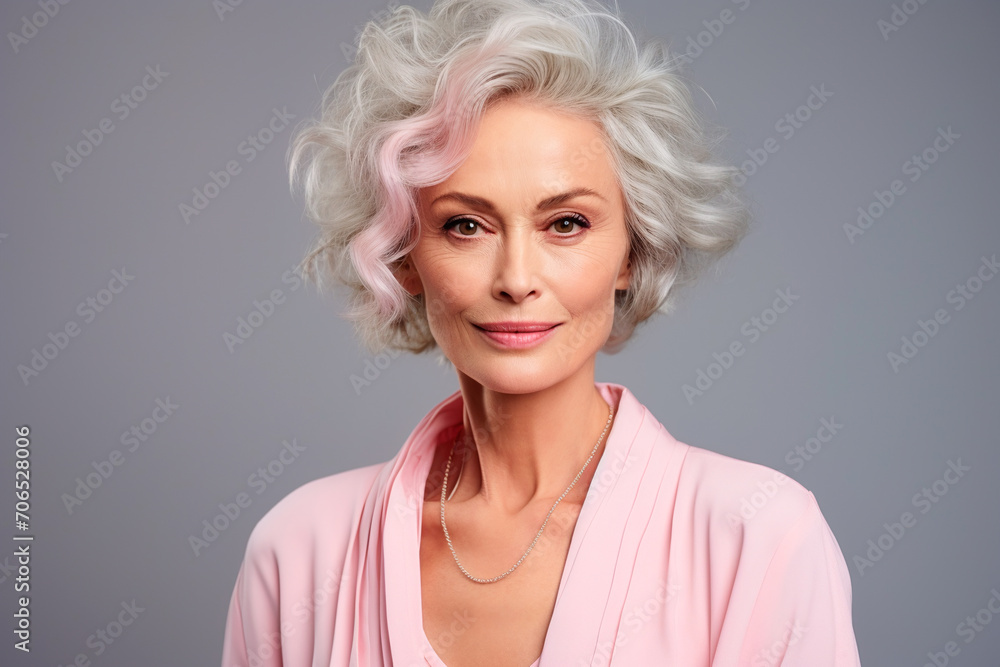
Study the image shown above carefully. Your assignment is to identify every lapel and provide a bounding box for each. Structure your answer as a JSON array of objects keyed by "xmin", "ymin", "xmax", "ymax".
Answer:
[{"xmin": 540, "ymin": 383, "xmax": 686, "ymax": 664}]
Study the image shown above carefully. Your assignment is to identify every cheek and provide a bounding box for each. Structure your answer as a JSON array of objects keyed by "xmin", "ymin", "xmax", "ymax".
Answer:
[
  {"xmin": 422, "ymin": 286, "xmax": 463, "ymax": 339},
  {"xmin": 572, "ymin": 289, "xmax": 618, "ymax": 340},
  {"xmin": 412, "ymin": 244, "xmax": 469, "ymax": 307},
  {"xmin": 419, "ymin": 264, "xmax": 479, "ymax": 338},
  {"xmin": 560, "ymin": 261, "xmax": 620, "ymax": 337}
]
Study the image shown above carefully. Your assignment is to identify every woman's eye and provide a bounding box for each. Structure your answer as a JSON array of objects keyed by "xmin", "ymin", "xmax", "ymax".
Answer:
[
  {"xmin": 551, "ymin": 214, "xmax": 590, "ymax": 234},
  {"xmin": 443, "ymin": 218, "xmax": 482, "ymax": 237}
]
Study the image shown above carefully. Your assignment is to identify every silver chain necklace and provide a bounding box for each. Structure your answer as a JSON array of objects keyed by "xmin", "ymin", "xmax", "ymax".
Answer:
[{"xmin": 439, "ymin": 402, "xmax": 614, "ymax": 584}]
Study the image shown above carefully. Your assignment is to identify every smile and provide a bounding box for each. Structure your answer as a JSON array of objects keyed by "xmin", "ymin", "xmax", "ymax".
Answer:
[{"xmin": 473, "ymin": 322, "xmax": 560, "ymax": 349}]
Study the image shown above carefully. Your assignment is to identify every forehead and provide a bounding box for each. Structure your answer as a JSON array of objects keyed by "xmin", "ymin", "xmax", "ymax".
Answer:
[{"xmin": 422, "ymin": 98, "xmax": 619, "ymax": 203}]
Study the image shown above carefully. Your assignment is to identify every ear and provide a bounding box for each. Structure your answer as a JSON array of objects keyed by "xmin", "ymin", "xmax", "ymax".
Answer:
[{"xmin": 395, "ymin": 255, "xmax": 423, "ymax": 297}]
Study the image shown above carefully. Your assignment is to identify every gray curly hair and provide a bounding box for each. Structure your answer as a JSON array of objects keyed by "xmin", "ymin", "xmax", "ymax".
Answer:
[{"xmin": 288, "ymin": 0, "xmax": 752, "ymax": 355}]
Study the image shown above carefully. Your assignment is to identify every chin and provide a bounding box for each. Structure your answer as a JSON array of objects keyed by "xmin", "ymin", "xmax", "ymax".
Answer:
[{"xmin": 457, "ymin": 355, "xmax": 575, "ymax": 395}]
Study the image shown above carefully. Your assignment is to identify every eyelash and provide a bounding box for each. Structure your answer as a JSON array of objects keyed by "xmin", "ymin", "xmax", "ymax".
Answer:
[{"xmin": 442, "ymin": 213, "xmax": 591, "ymax": 239}]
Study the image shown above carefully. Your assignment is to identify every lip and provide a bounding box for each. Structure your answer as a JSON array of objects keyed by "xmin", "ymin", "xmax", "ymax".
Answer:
[
  {"xmin": 475, "ymin": 321, "xmax": 560, "ymax": 333},
  {"xmin": 473, "ymin": 321, "xmax": 561, "ymax": 349}
]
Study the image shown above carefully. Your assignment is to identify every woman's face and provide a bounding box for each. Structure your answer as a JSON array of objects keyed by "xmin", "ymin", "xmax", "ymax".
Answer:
[{"xmin": 398, "ymin": 97, "xmax": 632, "ymax": 394}]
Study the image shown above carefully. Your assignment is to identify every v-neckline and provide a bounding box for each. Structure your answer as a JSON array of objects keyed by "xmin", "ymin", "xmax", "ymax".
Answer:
[
  {"xmin": 415, "ymin": 453, "xmax": 552, "ymax": 667},
  {"xmin": 411, "ymin": 385, "xmax": 624, "ymax": 667}
]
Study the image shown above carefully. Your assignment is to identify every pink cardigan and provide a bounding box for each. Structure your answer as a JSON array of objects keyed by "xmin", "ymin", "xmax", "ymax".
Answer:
[{"xmin": 222, "ymin": 382, "xmax": 861, "ymax": 666}]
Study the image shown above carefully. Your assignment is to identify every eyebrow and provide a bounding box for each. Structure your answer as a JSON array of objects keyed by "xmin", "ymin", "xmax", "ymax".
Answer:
[{"xmin": 429, "ymin": 187, "xmax": 606, "ymax": 212}]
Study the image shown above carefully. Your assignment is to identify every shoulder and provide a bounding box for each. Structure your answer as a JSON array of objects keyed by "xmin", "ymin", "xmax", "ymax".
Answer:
[
  {"xmin": 666, "ymin": 448, "xmax": 860, "ymax": 664},
  {"xmin": 674, "ymin": 442, "xmax": 819, "ymax": 547},
  {"xmin": 223, "ymin": 462, "xmax": 390, "ymax": 663},
  {"xmin": 243, "ymin": 461, "xmax": 386, "ymax": 563}
]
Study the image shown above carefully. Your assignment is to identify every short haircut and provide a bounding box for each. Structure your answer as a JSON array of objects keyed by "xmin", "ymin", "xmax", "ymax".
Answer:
[{"xmin": 289, "ymin": 0, "xmax": 752, "ymax": 355}]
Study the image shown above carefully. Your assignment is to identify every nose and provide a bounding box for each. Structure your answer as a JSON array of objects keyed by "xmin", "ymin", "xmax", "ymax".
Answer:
[{"xmin": 492, "ymin": 225, "xmax": 540, "ymax": 304}]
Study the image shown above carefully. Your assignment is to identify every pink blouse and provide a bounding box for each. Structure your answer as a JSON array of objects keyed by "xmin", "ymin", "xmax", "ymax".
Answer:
[{"xmin": 222, "ymin": 382, "xmax": 861, "ymax": 666}]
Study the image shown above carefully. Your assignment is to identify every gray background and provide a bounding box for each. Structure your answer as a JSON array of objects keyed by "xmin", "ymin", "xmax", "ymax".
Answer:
[{"xmin": 2, "ymin": 0, "xmax": 998, "ymax": 665}]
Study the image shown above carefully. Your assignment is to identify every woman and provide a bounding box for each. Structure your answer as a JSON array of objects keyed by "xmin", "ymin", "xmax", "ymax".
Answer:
[{"xmin": 222, "ymin": 0, "xmax": 861, "ymax": 665}]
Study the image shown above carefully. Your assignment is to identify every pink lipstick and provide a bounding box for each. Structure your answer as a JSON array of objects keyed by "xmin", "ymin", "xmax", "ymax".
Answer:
[{"xmin": 474, "ymin": 321, "xmax": 560, "ymax": 349}]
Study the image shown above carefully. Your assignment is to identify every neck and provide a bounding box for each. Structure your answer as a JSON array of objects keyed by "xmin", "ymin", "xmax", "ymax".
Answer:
[{"xmin": 450, "ymin": 363, "xmax": 614, "ymax": 514}]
